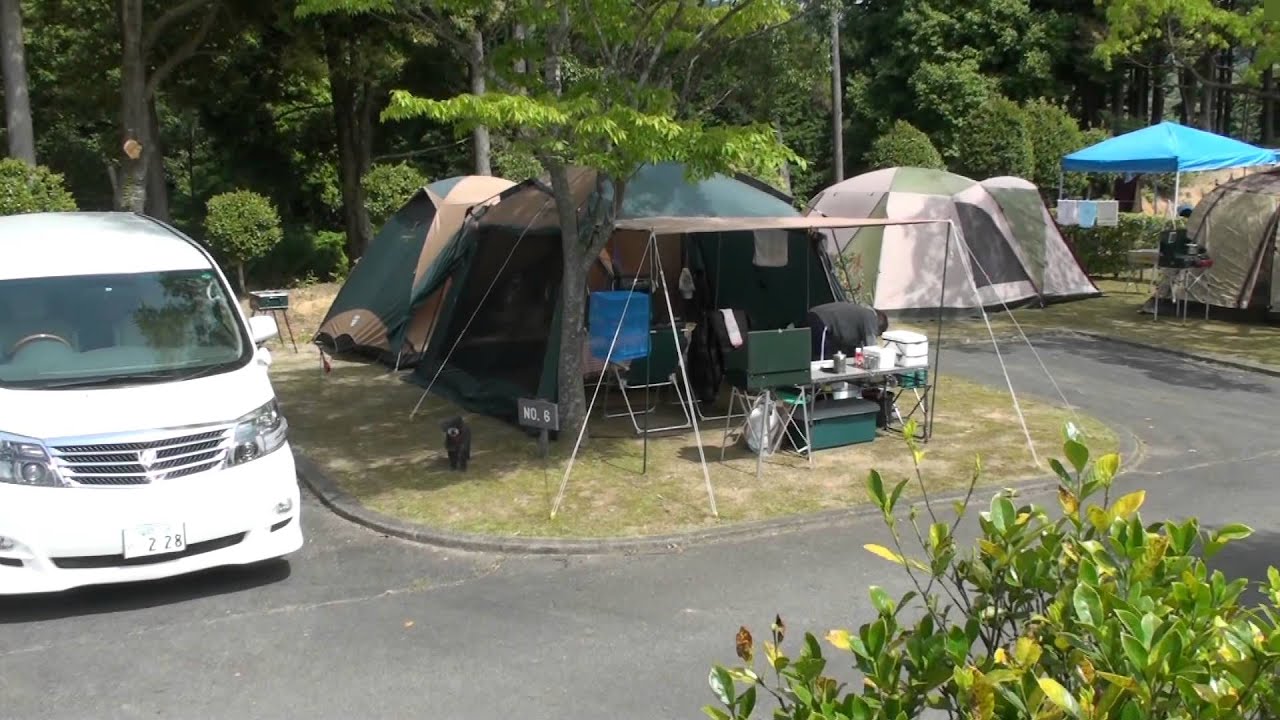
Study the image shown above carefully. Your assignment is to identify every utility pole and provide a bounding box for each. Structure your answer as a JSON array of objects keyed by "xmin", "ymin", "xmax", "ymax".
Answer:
[{"xmin": 830, "ymin": 3, "xmax": 843, "ymax": 182}]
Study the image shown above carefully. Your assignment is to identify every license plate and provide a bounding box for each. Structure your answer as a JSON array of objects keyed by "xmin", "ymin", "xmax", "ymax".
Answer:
[{"xmin": 122, "ymin": 523, "xmax": 188, "ymax": 559}]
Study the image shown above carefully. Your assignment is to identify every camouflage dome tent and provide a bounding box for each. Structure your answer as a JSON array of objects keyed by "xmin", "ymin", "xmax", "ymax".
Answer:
[
  {"xmin": 1159, "ymin": 169, "xmax": 1280, "ymax": 316},
  {"xmin": 806, "ymin": 167, "xmax": 1097, "ymax": 315},
  {"xmin": 314, "ymin": 175, "xmax": 515, "ymax": 367}
]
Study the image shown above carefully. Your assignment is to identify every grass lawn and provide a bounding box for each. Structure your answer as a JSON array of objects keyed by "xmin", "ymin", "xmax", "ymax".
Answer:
[{"xmin": 270, "ymin": 348, "xmax": 1115, "ymax": 538}]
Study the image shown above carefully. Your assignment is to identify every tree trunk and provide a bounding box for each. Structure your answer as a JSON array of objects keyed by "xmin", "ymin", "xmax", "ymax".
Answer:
[
  {"xmin": 1177, "ymin": 68, "xmax": 1195, "ymax": 126},
  {"xmin": 1263, "ymin": 68, "xmax": 1275, "ymax": 146},
  {"xmin": 323, "ymin": 27, "xmax": 374, "ymax": 260},
  {"xmin": 0, "ymin": 0, "xmax": 34, "ymax": 164},
  {"xmin": 774, "ymin": 120, "xmax": 791, "ymax": 195},
  {"xmin": 145, "ymin": 96, "xmax": 170, "ymax": 220},
  {"xmin": 237, "ymin": 262, "xmax": 247, "ymax": 296},
  {"xmin": 119, "ymin": 0, "xmax": 149, "ymax": 213},
  {"xmin": 548, "ymin": 161, "xmax": 588, "ymax": 438},
  {"xmin": 1200, "ymin": 54, "xmax": 1216, "ymax": 130},
  {"xmin": 469, "ymin": 29, "xmax": 491, "ymax": 175},
  {"xmin": 1218, "ymin": 49, "xmax": 1234, "ymax": 134},
  {"xmin": 1151, "ymin": 67, "xmax": 1166, "ymax": 124}
]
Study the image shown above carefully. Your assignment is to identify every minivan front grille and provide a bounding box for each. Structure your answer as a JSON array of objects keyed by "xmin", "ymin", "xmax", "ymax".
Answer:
[{"xmin": 50, "ymin": 428, "xmax": 231, "ymax": 486}]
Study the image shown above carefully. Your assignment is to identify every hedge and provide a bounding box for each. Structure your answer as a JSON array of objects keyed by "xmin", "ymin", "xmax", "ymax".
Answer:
[{"xmin": 1055, "ymin": 211, "xmax": 1184, "ymax": 277}]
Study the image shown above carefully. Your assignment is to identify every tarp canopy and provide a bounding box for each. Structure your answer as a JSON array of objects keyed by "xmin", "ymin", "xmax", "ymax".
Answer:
[{"xmin": 1061, "ymin": 121, "xmax": 1279, "ymax": 174}]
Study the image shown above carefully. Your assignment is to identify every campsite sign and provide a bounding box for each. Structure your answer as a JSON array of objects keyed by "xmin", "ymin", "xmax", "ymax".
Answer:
[{"xmin": 518, "ymin": 398, "xmax": 559, "ymax": 432}]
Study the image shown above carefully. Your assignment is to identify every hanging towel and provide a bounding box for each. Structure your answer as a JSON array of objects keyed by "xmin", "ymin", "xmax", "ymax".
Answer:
[
  {"xmin": 719, "ymin": 308, "xmax": 745, "ymax": 348},
  {"xmin": 1057, "ymin": 199, "xmax": 1079, "ymax": 226},
  {"xmin": 752, "ymin": 229, "xmax": 789, "ymax": 267},
  {"xmin": 1096, "ymin": 200, "xmax": 1119, "ymax": 227},
  {"xmin": 1077, "ymin": 200, "xmax": 1098, "ymax": 228}
]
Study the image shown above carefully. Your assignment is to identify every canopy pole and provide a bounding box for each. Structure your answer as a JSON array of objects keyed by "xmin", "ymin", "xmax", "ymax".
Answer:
[
  {"xmin": 653, "ymin": 231, "xmax": 718, "ymax": 518},
  {"xmin": 1057, "ymin": 170, "xmax": 1065, "ymax": 201},
  {"xmin": 927, "ymin": 221, "xmax": 951, "ymax": 442},
  {"xmin": 1171, "ymin": 171, "xmax": 1182, "ymax": 221},
  {"xmin": 551, "ymin": 238, "xmax": 653, "ymax": 519}
]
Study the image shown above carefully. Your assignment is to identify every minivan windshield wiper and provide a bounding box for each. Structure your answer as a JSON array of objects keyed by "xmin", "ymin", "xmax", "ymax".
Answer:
[{"xmin": 36, "ymin": 371, "xmax": 185, "ymax": 390}]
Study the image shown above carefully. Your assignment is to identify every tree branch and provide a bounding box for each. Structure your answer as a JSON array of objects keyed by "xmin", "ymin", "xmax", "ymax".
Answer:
[
  {"xmin": 635, "ymin": 0, "xmax": 689, "ymax": 91},
  {"xmin": 580, "ymin": 0, "xmax": 620, "ymax": 69},
  {"xmin": 400, "ymin": 2, "xmax": 522, "ymax": 95},
  {"xmin": 146, "ymin": 2, "xmax": 221, "ymax": 98},
  {"xmin": 1164, "ymin": 18, "xmax": 1280, "ymax": 101},
  {"xmin": 143, "ymin": 0, "xmax": 214, "ymax": 55}
]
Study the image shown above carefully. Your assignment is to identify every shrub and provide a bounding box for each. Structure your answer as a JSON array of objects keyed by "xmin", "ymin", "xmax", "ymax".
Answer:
[
  {"xmin": 864, "ymin": 121, "xmax": 945, "ymax": 171},
  {"xmin": 0, "ymin": 158, "xmax": 77, "ymax": 215},
  {"xmin": 706, "ymin": 424, "xmax": 1280, "ymax": 720},
  {"xmin": 1057, "ymin": 212, "xmax": 1183, "ymax": 276},
  {"xmin": 204, "ymin": 189, "xmax": 283, "ymax": 294},
  {"xmin": 953, "ymin": 95, "xmax": 1034, "ymax": 180},
  {"xmin": 363, "ymin": 162, "xmax": 427, "ymax": 230},
  {"xmin": 1022, "ymin": 99, "xmax": 1083, "ymax": 195},
  {"xmin": 312, "ymin": 230, "xmax": 350, "ymax": 280}
]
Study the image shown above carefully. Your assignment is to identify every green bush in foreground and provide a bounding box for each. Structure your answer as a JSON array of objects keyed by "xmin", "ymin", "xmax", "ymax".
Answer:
[
  {"xmin": 0, "ymin": 158, "xmax": 77, "ymax": 215},
  {"xmin": 706, "ymin": 422, "xmax": 1279, "ymax": 719}
]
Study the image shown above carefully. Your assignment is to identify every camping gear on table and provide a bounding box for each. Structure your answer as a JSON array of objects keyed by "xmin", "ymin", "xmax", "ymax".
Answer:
[{"xmin": 882, "ymin": 329, "xmax": 929, "ymax": 368}]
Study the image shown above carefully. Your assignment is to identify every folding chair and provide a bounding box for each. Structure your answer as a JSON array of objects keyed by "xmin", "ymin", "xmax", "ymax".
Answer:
[{"xmin": 601, "ymin": 329, "xmax": 693, "ymax": 434}]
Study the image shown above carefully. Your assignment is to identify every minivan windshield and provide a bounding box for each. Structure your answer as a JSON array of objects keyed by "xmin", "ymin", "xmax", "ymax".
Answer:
[{"xmin": 0, "ymin": 269, "xmax": 248, "ymax": 389}]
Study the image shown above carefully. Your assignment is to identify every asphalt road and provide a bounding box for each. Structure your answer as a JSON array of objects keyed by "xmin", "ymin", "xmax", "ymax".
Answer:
[{"xmin": 3, "ymin": 335, "xmax": 1278, "ymax": 720}]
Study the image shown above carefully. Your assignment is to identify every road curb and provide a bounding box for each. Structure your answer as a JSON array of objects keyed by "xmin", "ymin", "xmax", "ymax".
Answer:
[
  {"xmin": 1062, "ymin": 330, "xmax": 1280, "ymax": 378},
  {"xmin": 294, "ymin": 424, "xmax": 1145, "ymax": 556}
]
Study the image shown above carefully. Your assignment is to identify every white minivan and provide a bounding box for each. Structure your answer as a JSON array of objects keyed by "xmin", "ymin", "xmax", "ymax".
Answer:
[{"xmin": 0, "ymin": 212, "xmax": 303, "ymax": 595}]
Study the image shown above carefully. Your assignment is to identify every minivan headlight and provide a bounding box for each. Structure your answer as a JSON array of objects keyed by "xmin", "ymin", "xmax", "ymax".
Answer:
[
  {"xmin": 0, "ymin": 432, "xmax": 67, "ymax": 488},
  {"xmin": 226, "ymin": 399, "xmax": 288, "ymax": 467}
]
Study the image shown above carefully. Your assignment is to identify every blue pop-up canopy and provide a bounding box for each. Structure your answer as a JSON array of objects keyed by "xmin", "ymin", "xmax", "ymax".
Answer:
[{"xmin": 1061, "ymin": 121, "xmax": 1278, "ymax": 173}]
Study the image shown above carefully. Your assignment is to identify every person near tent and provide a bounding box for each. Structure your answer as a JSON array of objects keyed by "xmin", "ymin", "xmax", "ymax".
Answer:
[{"xmin": 803, "ymin": 301, "xmax": 888, "ymax": 361}]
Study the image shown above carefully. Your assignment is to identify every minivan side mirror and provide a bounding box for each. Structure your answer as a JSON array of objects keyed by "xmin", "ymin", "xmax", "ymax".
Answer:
[{"xmin": 248, "ymin": 315, "xmax": 279, "ymax": 346}]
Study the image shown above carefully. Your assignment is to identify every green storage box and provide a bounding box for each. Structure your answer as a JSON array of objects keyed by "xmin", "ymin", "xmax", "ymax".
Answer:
[
  {"xmin": 802, "ymin": 397, "xmax": 879, "ymax": 450},
  {"xmin": 896, "ymin": 369, "xmax": 928, "ymax": 389}
]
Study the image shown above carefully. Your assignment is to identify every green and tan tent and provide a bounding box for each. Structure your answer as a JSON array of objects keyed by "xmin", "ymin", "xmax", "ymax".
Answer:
[
  {"xmin": 407, "ymin": 162, "xmax": 847, "ymax": 422},
  {"xmin": 314, "ymin": 174, "xmax": 514, "ymax": 366},
  {"xmin": 1165, "ymin": 169, "xmax": 1280, "ymax": 314},
  {"xmin": 806, "ymin": 167, "xmax": 1097, "ymax": 314}
]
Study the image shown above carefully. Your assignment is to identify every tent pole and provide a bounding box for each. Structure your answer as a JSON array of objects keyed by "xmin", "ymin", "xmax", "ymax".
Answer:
[
  {"xmin": 551, "ymin": 240, "xmax": 652, "ymax": 519},
  {"xmin": 1057, "ymin": 170, "xmax": 1064, "ymax": 201},
  {"xmin": 654, "ymin": 230, "xmax": 718, "ymax": 518},
  {"xmin": 927, "ymin": 221, "xmax": 951, "ymax": 443}
]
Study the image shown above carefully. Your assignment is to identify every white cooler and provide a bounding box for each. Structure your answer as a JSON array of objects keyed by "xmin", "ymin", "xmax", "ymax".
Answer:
[{"xmin": 882, "ymin": 330, "xmax": 929, "ymax": 368}]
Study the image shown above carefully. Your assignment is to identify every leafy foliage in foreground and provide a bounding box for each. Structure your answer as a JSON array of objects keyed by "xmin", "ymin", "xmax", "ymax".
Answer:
[{"xmin": 706, "ymin": 421, "xmax": 1280, "ymax": 719}]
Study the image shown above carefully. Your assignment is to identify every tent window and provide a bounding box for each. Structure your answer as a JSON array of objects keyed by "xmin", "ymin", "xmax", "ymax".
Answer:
[
  {"xmin": 953, "ymin": 204, "xmax": 1032, "ymax": 289},
  {"xmin": 439, "ymin": 227, "xmax": 561, "ymax": 396}
]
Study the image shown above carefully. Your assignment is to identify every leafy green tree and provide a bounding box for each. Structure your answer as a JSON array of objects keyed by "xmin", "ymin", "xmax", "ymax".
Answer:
[
  {"xmin": 204, "ymin": 189, "xmax": 284, "ymax": 294},
  {"xmin": 0, "ymin": 158, "xmax": 77, "ymax": 214},
  {"xmin": 361, "ymin": 161, "xmax": 427, "ymax": 229},
  {"xmin": 706, "ymin": 425, "xmax": 1280, "ymax": 719},
  {"xmin": 952, "ymin": 95, "xmax": 1035, "ymax": 180},
  {"xmin": 1022, "ymin": 98, "xmax": 1084, "ymax": 196},
  {"xmin": 863, "ymin": 120, "xmax": 945, "ymax": 171},
  {"xmin": 311, "ymin": 0, "xmax": 807, "ymax": 439}
]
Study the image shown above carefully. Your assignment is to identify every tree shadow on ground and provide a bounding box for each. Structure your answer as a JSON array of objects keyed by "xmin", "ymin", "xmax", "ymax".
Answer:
[
  {"xmin": 0, "ymin": 559, "xmax": 291, "ymax": 624},
  {"xmin": 1204, "ymin": 527, "xmax": 1280, "ymax": 607}
]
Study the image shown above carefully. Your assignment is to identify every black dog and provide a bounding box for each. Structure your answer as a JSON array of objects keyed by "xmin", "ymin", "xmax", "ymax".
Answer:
[{"xmin": 441, "ymin": 416, "xmax": 471, "ymax": 471}]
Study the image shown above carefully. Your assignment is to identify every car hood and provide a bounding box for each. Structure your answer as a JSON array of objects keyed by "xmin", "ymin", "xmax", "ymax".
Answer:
[{"xmin": 0, "ymin": 362, "xmax": 276, "ymax": 442}]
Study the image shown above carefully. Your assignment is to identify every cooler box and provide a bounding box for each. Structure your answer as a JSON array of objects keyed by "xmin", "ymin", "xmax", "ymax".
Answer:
[
  {"xmin": 801, "ymin": 397, "xmax": 879, "ymax": 450},
  {"xmin": 882, "ymin": 330, "xmax": 928, "ymax": 365}
]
